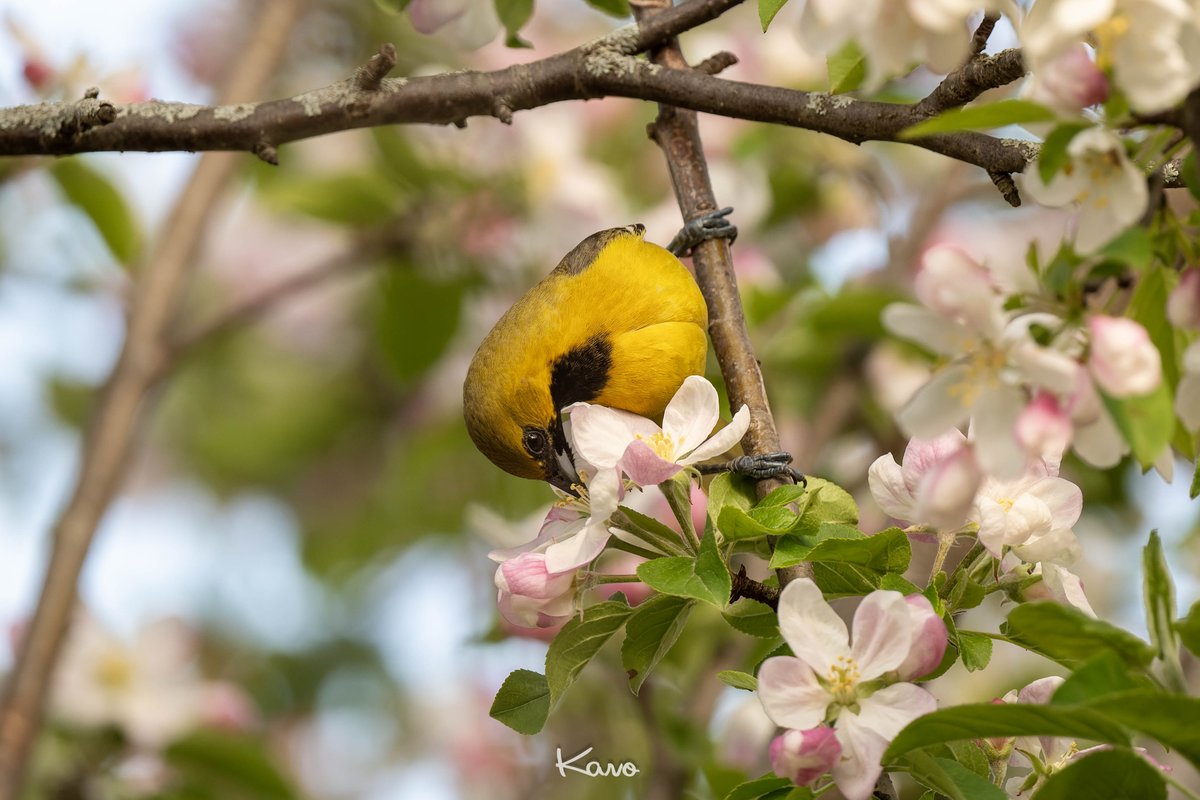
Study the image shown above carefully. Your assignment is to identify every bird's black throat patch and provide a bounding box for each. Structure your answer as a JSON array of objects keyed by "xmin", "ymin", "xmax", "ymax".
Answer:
[{"xmin": 550, "ymin": 336, "xmax": 612, "ymax": 412}]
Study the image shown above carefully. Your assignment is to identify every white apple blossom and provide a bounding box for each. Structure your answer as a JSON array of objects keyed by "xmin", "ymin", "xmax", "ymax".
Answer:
[
  {"xmin": 1087, "ymin": 315, "xmax": 1162, "ymax": 398},
  {"xmin": 798, "ymin": 0, "xmax": 1015, "ymax": 89},
  {"xmin": 51, "ymin": 614, "xmax": 206, "ymax": 749},
  {"xmin": 972, "ymin": 458, "xmax": 1083, "ymax": 559},
  {"xmin": 1021, "ymin": 0, "xmax": 1200, "ymax": 114},
  {"xmin": 769, "ymin": 726, "xmax": 842, "ymax": 789},
  {"xmin": 406, "ymin": 0, "xmax": 501, "ymax": 50},
  {"xmin": 494, "ymin": 552, "xmax": 578, "ymax": 629},
  {"xmin": 883, "ymin": 246, "xmax": 1078, "ymax": 477},
  {"xmin": 868, "ymin": 430, "xmax": 983, "ymax": 530},
  {"xmin": 1167, "ymin": 268, "xmax": 1200, "ymax": 329},
  {"xmin": 756, "ymin": 579, "xmax": 943, "ymax": 800},
  {"xmin": 489, "ymin": 467, "xmax": 621, "ymax": 573},
  {"xmin": 1176, "ymin": 341, "xmax": 1200, "ymax": 431},
  {"xmin": 1022, "ymin": 128, "xmax": 1149, "ymax": 255},
  {"xmin": 566, "ymin": 375, "xmax": 750, "ymax": 488}
]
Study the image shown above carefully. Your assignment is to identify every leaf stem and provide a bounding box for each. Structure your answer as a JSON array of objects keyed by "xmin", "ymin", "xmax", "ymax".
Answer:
[{"xmin": 606, "ymin": 537, "xmax": 665, "ymax": 562}]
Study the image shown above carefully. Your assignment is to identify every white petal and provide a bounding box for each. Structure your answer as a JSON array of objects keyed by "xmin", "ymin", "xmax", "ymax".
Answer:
[
  {"xmin": 882, "ymin": 304, "xmax": 967, "ymax": 356},
  {"xmin": 1029, "ymin": 476, "xmax": 1083, "ymax": 528},
  {"xmin": 849, "ymin": 591, "xmax": 913, "ymax": 679},
  {"xmin": 972, "ymin": 385, "xmax": 1028, "ymax": 479},
  {"xmin": 1041, "ymin": 563, "xmax": 1097, "ymax": 617},
  {"xmin": 568, "ymin": 403, "xmax": 659, "ymax": 469},
  {"xmin": 896, "ymin": 365, "xmax": 975, "ymax": 438},
  {"xmin": 756, "ymin": 656, "xmax": 830, "ymax": 730},
  {"xmin": 830, "ymin": 713, "xmax": 890, "ymax": 800},
  {"xmin": 684, "ymin": 404, "xmax": 750, "ymax": 464},
  {"xmin": 854, "ymin": 683, "xmax": 938, "ymax": 740},
  {"xmin": 662, "ymin": 375, "xmax": 720, "ymax": 456},
  {"xmin": 543, "ymin": 520, "xmax": 611, "ymax": 573},
  {"xmin": 777, "ymin": 579, "xmax": 850, "ymax": 674},
  {"xmin": 868, "ymin": 454, "xmax": 918, "ymax": 522}
]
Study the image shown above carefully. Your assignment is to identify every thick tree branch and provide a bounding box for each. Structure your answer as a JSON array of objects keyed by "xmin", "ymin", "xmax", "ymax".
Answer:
[
  {"xmin": 4, "ymin": 2, "xmax": 1183, "ymax": 194},
  {"xmin": 0, "ymin": 3, "xmax": 301, "ymax": 797}
]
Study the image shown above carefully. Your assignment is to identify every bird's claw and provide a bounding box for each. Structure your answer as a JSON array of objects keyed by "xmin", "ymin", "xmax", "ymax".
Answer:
[
  {"xmin": 696, "ymin": 451, "xmax": 807, "ymax": 485},
  {"xmin": 667, "ymin": 207, "xmax": 737, "ymax": 257}
]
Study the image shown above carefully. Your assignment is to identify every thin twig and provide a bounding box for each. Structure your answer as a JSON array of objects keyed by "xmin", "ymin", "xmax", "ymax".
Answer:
[
  {"xmin": 729, "ymin": 565, "xmax": 779, "ymax": 610},
  {"xmin": 969, "ymin": 14, "xmax": 1000, "ymax": 58},
  {"xmin": 0, "ymin": 3, "xmax": 301, "ymax": 797}
]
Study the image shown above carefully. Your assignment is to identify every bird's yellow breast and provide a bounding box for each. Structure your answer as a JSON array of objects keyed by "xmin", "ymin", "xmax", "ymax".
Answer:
[{"xmin": 463, "ymin": 226, "xmax": 708, "ymax": 480}]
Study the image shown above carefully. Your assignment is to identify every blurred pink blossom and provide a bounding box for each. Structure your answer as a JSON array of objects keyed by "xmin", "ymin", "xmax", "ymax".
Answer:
[{"xmin": 1088, "ymin": 316, "xmax": 1162, "ymax": 398}]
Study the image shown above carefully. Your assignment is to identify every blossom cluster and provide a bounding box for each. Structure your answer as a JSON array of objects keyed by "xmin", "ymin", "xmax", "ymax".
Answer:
[{"xmin": 488, "ymin": 375, "xmax": 749, "ymax": 628}]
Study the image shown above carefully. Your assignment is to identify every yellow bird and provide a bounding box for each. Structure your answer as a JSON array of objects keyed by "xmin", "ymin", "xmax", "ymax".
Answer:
[{"xmin": 463, "ymin": 222, "xmax": 713, "ymax": 492}]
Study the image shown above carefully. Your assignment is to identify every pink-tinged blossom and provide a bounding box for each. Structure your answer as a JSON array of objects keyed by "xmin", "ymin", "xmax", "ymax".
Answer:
[
  {"xmin": 756, "ymin": 580, "xmax": 941, "ymax": 800},
  {"xmin": 1176, "ymin": 341, "xmax": 1200, "ymax": 432},
  {"xmin": 1088, "ymin": 316, "xmax": 1162, "ymax": 398},
  {"xmin": 1015, "ymin": 392, "xmax": 1072, "ymax": 471},
  {"xmin": 972, "ymin": 459, "xmax": 1083, "ymax": 559},
  {"xmin": 896, "ymin": 595, "xmax": 948, "ymax": 681},
  {"xmin": 883, "ymin": 247, "xmax": 1077, "ymax": 478},
  {"xmin": 488, "ymin": 468, "xmax": 621, "ymax": 573},
  {"xmin": 1022, "ymin": 128, "xmax": 1149, "ymax": 254},
  {"xmin": 494, "ymin": 553, "xmax": 578, "ymax": 629},
  {"xmin": 406, "ymin": 0, "xmax": 500, "ymax": 49},
  {"xmin": 1023, "ymin": 44, "xmax": 1109, "ymax": 114},
  {"xmin": 1168, "ymin": 268, "xmax": 1200, "ymax": 329},
  {"xmin": 1065, "ymin": 368, "xmax": 1128, "ymax": 467},
  {"xmin": 868, "ymin": 430, "xmax": 982, "ymax": 531},
  {"xmin": 770, "ymin": 727, "xmax": 842, "ymax": 788},
  {"xmin": 567, "ymin": 376, "xmax": 750, "ymax": 488}
]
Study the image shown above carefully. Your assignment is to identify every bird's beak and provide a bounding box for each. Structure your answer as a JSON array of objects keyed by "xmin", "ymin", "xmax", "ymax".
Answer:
[{"xmin": 545, "ymin": 414, "xmax": 581, "ymax": 495}]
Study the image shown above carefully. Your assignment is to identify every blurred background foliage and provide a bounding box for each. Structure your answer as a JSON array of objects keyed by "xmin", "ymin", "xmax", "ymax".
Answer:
[{"xmin": 0, "ymin": 0, "xmax": 1197, "ymax": 798}]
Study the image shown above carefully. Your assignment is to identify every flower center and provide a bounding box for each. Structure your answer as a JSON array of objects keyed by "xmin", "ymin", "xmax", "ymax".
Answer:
[
  {"xmin": 948, "ymin": 348, "xmax": 1005, "ymax": 407},
  {"xmin": 997, "ymin": 497, "xmax": 1015, "ymax": 512},
  {"xmin": 635, "ymin": 431, "xmax": 677, "ymax": 460},
  {"xmin": 825, "ymin": 655, "xmax": 861, "ymax": 706},
  {"xmin": 95, "ymin": 651, "xmax": 134, "ymax": 691},
  {"xmin": 1094, "ymin": 14, "xmax": 1130, "ymax": 71}
]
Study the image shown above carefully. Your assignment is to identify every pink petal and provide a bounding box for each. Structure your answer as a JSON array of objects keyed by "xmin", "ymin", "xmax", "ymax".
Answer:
[
  {"xmin": 620, "ymin": 439, "xmax": 683, "ymax": 486},
  {"xmin": 769, "ymin": 727, "xmax": 841, "ymax": 787},
  {"xmin": 914, "ymin": 444, "xmax": 982, "ymax": 531},
  {"xmin": 407, "ymin": 0, "xmax": 468, "ymax": 33},
  {"xmin": 568, "ymin": 403, "xmax": 658, "ymax": 470},
  {"xmin": 900, "ymin": 430, "xmax": 968, "ymax": 495},
  {"xmin": 662, "ymin": 375, "xmax": 721, "ymax": 455},
  {"xmin": 756, "ymin": 656, "xmax": 830, "ymax": 731},
  {"xmin": 849, "ymin": 591, "xmax": 913, "ymax": 679},
  {"xmin": 777, "ymin": 579, "xmax": 850, "ymax": 675},
  {"xmin": 895, "ymin": 595, "xmax": 948, "ymax": 681},
  {"xmin": 684, "ymin": 404, "xmax": 751, "ymax": 464}
]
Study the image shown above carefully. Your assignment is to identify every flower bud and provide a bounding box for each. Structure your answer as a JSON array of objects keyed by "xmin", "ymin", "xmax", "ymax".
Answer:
[
  {"xmin": 1015, "ymin": 392, "xmax": 1072, "ymax": 468},
  {"xmin": 915, "ymin": 443, "xmax": 982, "ymax": 530},
  {"xmin": 1168, "ymin": 268, "xmax": 1200, "ymax": 330},
  {"xmin": 1025, "ymin": 45, "xmax": 1108, "ymax": 114},
  {"xmin": 1088, "ymin": 316, "xmax": 1162, "ymax": 397},
  {"xmin": 495, "ymin": 553, "xmax": 577, "ymax": 629},
  {"xmin": 769, "ymin": 727, "xmax": 842, "ymax": 787},
  {"xmin": 895, "ymin": 595, "xmax": 948, "ymax": 681}
]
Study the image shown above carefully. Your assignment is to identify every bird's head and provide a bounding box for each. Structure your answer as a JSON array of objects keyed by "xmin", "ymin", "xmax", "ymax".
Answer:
[{"xmin": 463, "ymin": 365, "xmax": 580, "ymax": 493}]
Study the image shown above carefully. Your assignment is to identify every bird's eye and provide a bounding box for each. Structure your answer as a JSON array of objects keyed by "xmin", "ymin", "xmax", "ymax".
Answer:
[{"xmin": 522, "ymin": 428, "xmax": 547, "ymax": 456}]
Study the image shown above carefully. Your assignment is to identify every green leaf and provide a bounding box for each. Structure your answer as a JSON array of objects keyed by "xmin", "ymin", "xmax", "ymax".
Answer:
[
  {"xmin": 725, "ymin": 775, "xmax": 795, "ymax": 800},
  {"xmin": 810, "ymin": 561, "xmax": 883, "ymax": 596},
  {"xmin": 1184, "ymin": 151, "xmax": 1200, "ymax": 203},
  {"xmin": 49, "ymin": 158, "xmax": 141, "ymax": 264},
  {"xmin": 719, "ymin": 483, "xmax": 811, "ymax": 541},
  {"xmin": 1001, "ymin": 602, "xmax": 1155, "ymax": 669},
  {"xmin": 489, "ymin": 669, "xmax": 551, "ymax": 734},
  {"xmin": 584, "ymin": 0, "xmax": 629, "ymax": 15},
  {"xmin": 165, "ymin": 731, "xmax": 296, "ymax": 799},
  {"xmin": 1099, "ymin": 227, "xmax": 1155, "ymax": 271},
  {"xmin": 495, "ymin": 0, "xmax": 534, "ymax": 47},
  {"xmin": 1101, "ymin": 382, "xmax": 1174, "ymax": 469},
  {"xmin": 1086, "ymin": 691, "xmax": 1200, "ymax": 768},
  {"xmin": 1192, "ymin": 459, "xmax": 1200, "ymax": 499},
  {"xmin": 1142, "ymin": 530, "xmax": 1178, "ymax": 661},
  {"xmin": 946, "ymin": 740, "xmax": 990, "ymax": 778},
  {"xmin": 1177, "ymin": 600, "xmax": 1200, "ymax": 656},
  {"xmin": 621, "ymin": 595, "xmax": 693, "ymax": 694},
  {"xmin": 1127, "ymin": 266, "xmax": 1176, "ymax": 387},
  {"xmin": 902, "ymin": 751, "xmax": 1007, "ymax": 800},
  {"xmin": 373, "ymin": 0, "xmax": 411, "ymax": 13},
  {"xmin": 956, "ymin": 630, "xmax": 993, "ymax": 672},
  {"xmin": 1037, "ymin": 123, "xmax": 1089, "ymax": 184},
  {"xmin": 621, "ymin": 505, "xmax": 687, "ymax": 550},
  {"xmin": 757, "ymin": 0, "xmax": 789, "ymax": 31},
  {"xmin": 796, "ymin": 479, "xmax": 858, "ymax": 532},
  {"xmin": 717, "ymin": 669, "xmax": 759, "ymax": 691},
  {"xmin": 884, "ymin": 703, "xmax": 1130, "ymax": 761},
  {"xmin": 489, "ymin": 672, "xmax": 550, "ymax": 735},
  {"xmin": 1051, "ymin": 652, "xmax": 1140, "ymax": 705},
  {"xmin": 637, "ymin": 529, "xmax": 731, "ymax": 608},
  {"xmin": 899, "ymin": 99, "xmax": 1056, "ymax": 140},
  {"xmin": 545, "ymin": 597, "xmax": 632, "ymax": 707},
  {"xmin": 708, "ymin": 472, "xmax": 756, "ymax": 527},
  {"xmin": 724, "ymin": 597, "xmax": 781, "ymax": 638},
  {"xmin": 827, "ymin": 41, "xmax": 865, "ymax": 94},
  {"xmin": 930, "ymin": 757, "xmax": 1006, "ymax": 800},
  {"xmin": 1034, "ymin": 747, "xmax": 1166, "ymax": 800},
  {"xmin": 772, "ymin": 524, "xmax": 909, "ymax": 573}
]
